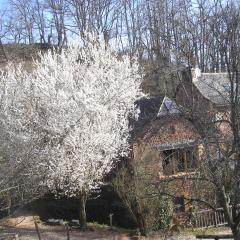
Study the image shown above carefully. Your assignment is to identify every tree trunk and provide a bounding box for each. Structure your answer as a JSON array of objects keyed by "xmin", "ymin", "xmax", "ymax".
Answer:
[
  {"xmin": 79, "ymin": 190, "xmax": 87, "ymax": 230},
  {"xmin": 231, "ymin": 226, "xmax": 240, "ymax": 240},
  {"xmin": 133, "ymin": 196, "xmax": 147, "ymax": 236}
]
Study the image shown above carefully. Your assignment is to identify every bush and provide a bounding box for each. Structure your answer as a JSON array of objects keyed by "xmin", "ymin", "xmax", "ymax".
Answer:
[{"xmin": 146, "ymin": 196, "xmax": 173, "ymax": 231}]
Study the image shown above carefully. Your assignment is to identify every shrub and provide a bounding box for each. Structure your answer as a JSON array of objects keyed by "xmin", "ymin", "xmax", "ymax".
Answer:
[{"xmin": 151, "ymin": 196, "xmax": 173, "ymax": 231}]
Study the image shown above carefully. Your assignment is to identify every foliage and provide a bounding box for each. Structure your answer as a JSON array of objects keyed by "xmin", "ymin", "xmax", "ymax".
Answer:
[
  {"xmin": 150, "ymin": 196, "xmax": 173, "ymax": 231},
  {"xmin": 0, "ymin": 36, "xmax": 143, "ymax": 215},
  {"xmin": 31, "ymin": 38, "xmax": 143, "ymax": 196}
]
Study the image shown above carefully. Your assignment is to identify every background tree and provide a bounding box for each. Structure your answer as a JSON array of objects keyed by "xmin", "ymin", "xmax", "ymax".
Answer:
[
  {"xmin": 163, "ymin": 3, "xmax": 240, "ymax": 238},
  {"xmin": 191, "ymin": 4, "xmax": 240, "ymax": 238},
  {"xmin": 8, "ymin": 0, "xmax": 35, "ymax": 44}
]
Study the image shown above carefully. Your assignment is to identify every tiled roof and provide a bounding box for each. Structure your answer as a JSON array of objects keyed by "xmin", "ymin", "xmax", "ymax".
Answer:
[
  {"xmin": 135, "ymin": 96, "xmax": 163, "ymax": 120},
  {"xmin": 192, "ymin": 69, "xmax": 230, "ymax": 106},
  {"xmin": 131, "ymin": 96, "xmax": 163, "ymax": 140},
  {"xmin": 131, "ymin": 96, "xmax": 197, "ymax": 143}
]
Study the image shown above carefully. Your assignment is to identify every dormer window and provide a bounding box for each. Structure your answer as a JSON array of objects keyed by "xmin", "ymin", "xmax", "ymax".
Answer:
[{"xmin": 157, "ymin": 96, "xmax": 180, "ymax": 117}]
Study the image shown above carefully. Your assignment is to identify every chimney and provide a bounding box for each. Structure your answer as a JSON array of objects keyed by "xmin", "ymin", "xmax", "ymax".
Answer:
[{"xmin": 191, "ymin": 67, "xmax": 201, "ymax": 82}]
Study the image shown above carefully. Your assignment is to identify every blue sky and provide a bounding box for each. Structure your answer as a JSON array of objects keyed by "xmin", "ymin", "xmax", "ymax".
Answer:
[
  {"xmin": 0, "ymin": 0, "xmax": 4, "ymax": 6},
  {"xmin": 0, "ymin": 0, "xmax": 7, "ymax": 10}
]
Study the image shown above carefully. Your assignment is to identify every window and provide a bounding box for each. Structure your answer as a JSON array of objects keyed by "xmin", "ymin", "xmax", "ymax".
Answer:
[
  {"xmin": 186, "ymin": 149, "xmax": 197, "ymax": 170},
  {"xmin": 174, "ymin": 196, "xmax": 185, "ymax": 212},
  {"xmin": 177, "ymin": 151, "xmax": 185, "ymax": 172},
  {"xmin": 162, "ymin": 147, "xmax": 197, "ymax": 175},
  {"xmin": 162, "ymin": 150, "xmax": 175, "ymax": 175}
]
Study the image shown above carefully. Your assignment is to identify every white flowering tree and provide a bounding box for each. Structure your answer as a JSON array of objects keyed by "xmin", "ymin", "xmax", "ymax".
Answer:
[
  {"xmin": 13, "ymin": 39, "xmax": 142, "ymax": 228},
  {"xmin": 0, "ymin": 65, "xmax": 47, "ymax": 211}
]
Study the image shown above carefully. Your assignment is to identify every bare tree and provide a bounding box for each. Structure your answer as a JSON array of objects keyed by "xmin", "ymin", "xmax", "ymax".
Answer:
[
  {"xmin": 47, "ymin": 0, "xmax": 67, "ymax": 47},
  {"xmin": 171, "ymin": 4, "xmax": 240, "ymax": 237},
  {"xmin": 32, "ymin": 0, "xmax": 48, "ymax": 44},
  {"xmin": 8, "ymin": 0, "xmax": 35, "ymax": 44}
]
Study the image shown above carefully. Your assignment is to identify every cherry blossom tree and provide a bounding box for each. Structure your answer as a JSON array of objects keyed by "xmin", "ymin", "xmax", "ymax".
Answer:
[
  {"xmin": 0, "ymin": 64, "xmax": 47, "ymax": 211},
  {"xmin": 0, "ymin": 38, "xmax": 143, "ymax": 227}
]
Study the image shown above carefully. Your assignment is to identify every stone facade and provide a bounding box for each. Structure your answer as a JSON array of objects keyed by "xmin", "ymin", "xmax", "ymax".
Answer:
[
  {"xmin": 132, "ymin": 68, "xmax": 232, "ymax": 213},
  {"xmin": 132, "ymin": 96, "xmax": 203, "ymax": 212}
]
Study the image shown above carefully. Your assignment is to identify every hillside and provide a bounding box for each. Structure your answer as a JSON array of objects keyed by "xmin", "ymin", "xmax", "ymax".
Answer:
[{"xmin": 0, "ymin": 43, "xmax": 182, "ymax": 96}]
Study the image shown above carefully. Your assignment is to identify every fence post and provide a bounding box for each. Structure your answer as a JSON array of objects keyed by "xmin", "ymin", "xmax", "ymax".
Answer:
[
  {"xmin": 34, "ymin": 220, "xmax": 42, "ymax": 240},
  {"xmin": 195, "ymin": 212, "xmax": 198, "ymax": 228},
  {"xmin": 109, "ymin": 213, "xmax": 114, "ymax": 230},
  {"xmin": 214, "ymin": 211, "xmax": 218, "ymax": 227},
  {"xmin": 65, "ymin": 223, "xmax": 70, "ymax": 240}
]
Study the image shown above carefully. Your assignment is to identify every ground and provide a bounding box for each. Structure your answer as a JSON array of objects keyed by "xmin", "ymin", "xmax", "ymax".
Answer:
[{"xmin": 0, "ymin": 211, "xmax": 232, "ymax": 240}]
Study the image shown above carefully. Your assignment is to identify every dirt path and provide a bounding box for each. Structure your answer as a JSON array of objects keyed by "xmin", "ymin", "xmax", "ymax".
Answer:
[
  {"xmin": 0, "ymin": 212, "xmax": 131, "ymax": 240},
  {"xmin": 0, "ymin": 227, "xmax": 131, "ymax": 240},
  {"xmin": 0, "ymin": 227, "xmax": 195, "ymax": 240},
  {"xmin": 0, "ymin": 211, "xmax": 232, "ymax": 240}
]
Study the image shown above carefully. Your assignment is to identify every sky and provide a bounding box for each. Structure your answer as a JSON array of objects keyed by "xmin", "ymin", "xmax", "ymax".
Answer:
[{"xmin": 0, "ymin": 0, "xmax": 6, "ymax": 9}]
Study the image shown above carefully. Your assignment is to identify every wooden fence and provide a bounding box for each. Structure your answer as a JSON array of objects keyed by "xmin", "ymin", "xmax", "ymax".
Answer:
[{"xmin": 194, "ymin": 205, "xmax": 240, "ymax": 228}]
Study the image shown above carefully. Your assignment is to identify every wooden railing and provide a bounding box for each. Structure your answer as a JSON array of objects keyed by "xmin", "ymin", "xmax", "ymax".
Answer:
[{"xmin": 194, "ymin": 205, "xmax": 240, "ymax": 228}]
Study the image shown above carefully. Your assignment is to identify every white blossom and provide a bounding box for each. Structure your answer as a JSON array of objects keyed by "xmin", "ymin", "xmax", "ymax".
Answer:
[{"xmin": 0, "ymin": 38, "xmax": 143, "ymax": 198}]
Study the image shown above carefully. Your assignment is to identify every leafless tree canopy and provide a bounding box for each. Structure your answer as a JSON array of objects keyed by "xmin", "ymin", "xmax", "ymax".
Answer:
[{"xmin": 0, "ymin": 0, "xmax": 238, "ymax": 69}]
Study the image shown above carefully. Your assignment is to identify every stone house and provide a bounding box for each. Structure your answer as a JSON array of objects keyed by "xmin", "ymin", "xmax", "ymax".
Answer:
[
  {"xmin": 175, "ymin": 68, "xmax": 231, "ymax": 132},
  {"xmin": 131, "ymin": 68, "xmax": 231, "ymax": 213},
  {"xmin": 132, "ymin": 96, "xmax": 203, "ymax": 212}
]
